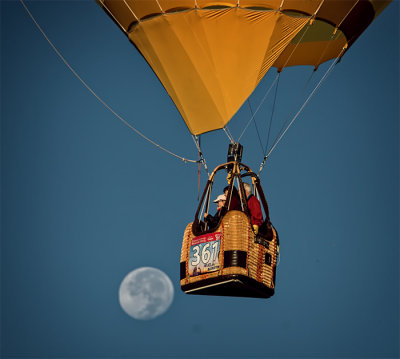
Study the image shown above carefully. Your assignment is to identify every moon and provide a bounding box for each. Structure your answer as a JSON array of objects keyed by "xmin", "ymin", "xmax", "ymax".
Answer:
[{"xmin": 118, "ymin": 267, "xmax": 174, "ymax": 320}]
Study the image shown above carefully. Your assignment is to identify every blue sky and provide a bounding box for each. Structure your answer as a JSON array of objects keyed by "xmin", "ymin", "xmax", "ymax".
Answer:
[{"xmin": 1, "ymin": 1, "xmax": 399, "ymax": 358}]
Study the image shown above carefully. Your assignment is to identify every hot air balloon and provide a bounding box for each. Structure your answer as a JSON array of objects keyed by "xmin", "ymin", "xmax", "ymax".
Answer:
[{"xmin": 97, "ymin": 0, "xmax": 391, "ymax": 298}]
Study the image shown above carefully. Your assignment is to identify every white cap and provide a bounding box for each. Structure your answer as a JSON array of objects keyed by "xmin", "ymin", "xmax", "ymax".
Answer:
[{"xmin": 213, "ymin": 194, "xmax": 226, "ymax": 203}]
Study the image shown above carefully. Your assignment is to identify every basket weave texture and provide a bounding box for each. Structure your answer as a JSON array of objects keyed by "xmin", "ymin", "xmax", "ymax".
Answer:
[{"xmin": 180, "ymin": 210, "xmax": 277, "ymax": 289}]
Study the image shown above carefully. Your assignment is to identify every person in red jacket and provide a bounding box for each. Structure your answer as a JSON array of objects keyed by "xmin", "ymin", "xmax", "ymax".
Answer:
[
  {"xmin": 223, "ymin": 185, "xmax": 241, "ymax": 211},
  {"xmin": 243, "ymin": 182, "xmax": 263, "ymax": 233}
]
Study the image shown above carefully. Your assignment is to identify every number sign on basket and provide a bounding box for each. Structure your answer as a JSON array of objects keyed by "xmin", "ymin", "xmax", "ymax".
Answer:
[{"xmin": 189, "ymin": 232, "xmax": 221, "ymax": 277}]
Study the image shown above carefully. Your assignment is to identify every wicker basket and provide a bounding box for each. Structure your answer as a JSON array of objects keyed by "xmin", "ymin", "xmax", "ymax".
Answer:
[{"xmin": 180, "ymin": 210, "xmax": 278, "ymax": 298}]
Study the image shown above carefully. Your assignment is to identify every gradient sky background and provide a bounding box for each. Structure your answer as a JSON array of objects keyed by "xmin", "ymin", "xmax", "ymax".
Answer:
[{"xmin": 1, "ymin": 1, "xmax": 399, "ymax": 358}]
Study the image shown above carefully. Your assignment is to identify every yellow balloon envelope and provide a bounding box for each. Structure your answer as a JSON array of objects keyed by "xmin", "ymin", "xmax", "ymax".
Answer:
[{"xmin": 97, "ymin": 0, "xmax": 391, "ymax": 135}]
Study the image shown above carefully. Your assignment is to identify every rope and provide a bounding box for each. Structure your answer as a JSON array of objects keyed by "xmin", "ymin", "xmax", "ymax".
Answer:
[
  {"xmin": 237, "ymin": 6, "xmax": 317, "ymax": 142},
  {"xmin": 237, "ymin": 9, "xmax": 317, "ymax": 143},
  {"xmin": 337, "ymin": 0, "xmax": 360, "ymax": 29},
  {"xmin": 196, "ymin": 136, "xmax": 202, "ymax": 200},
  {"xmin": 226, "ymin": 126, "xmax": 235, "ymax": 142},
  {"xmin": 264, "ymin": 73, "xmax": 280, "ymax": 156},
  {"xmin": 199, "ymin": 184, "xmax": 211, "ymax": 221},
  {"xmin": 258, "ymin": 53, "xmax": 344, "ymax": 175},
  {"xmin": 123, "ymin": 0, "xmax": 140, "ymax": 23},
  {"xmin": 308, "ymin": 1, "xmax": 358, "ymax": 72},
  {"xmin": 247, "ymin": 99, "xmax": 264, "ymax": 156},
  {"xmin": 192, "ymin": 136, "xmax": 210, "ymax": 176},
  {"xmin": 223, "ymin": 126, "xmax": 235, "ymax": 144},
  {"xmin": 269, "ymin": 69, "xmax": 316, "ymax": 155},
  {"xmin": 259, "ymin": 0, "xmax": 356, "ymax": 174},
  {"xmin": 155, "ymin": 0, "xmax": 164, "ymax": 13},
  {"xmin": 99, "ymin": 1, "xmax": 128, "ymax": 33},
  {"xmin": 238, "ymin": 73, "xmax": 280, "ymax": 141},
  {"xmin": 19, "ymin": 0, "xmax": 197, "ymax": 164}
]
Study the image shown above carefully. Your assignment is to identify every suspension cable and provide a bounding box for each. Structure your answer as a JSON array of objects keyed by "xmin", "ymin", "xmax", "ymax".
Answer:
[
  {"xmin": 192, "ymin": 135, "xmax": 210, "ymax": 176},
  {"xmin": 258, "ymin": 53, "xmax": 344, "ymax": 175},
  {"xmin": 247, "ymin": 99, "xmax": 264, "ymax": 156},
  {"xmin": 223, "ymin": 126, "xmax": 235, "ymax": 144},
  {"xmin": 226, "ymin": 125, "xmax": 235, "ymax": 143},
  {"xmin": 268, "ymin": 69, "xmax": 316, "ymax": 155},
  {"xmin": 238, "ymin": 73, "xmax": 280, "ymax": 141},
  {"xmin": 237, "ymin": 7, "xmax": 318, "ymax": 143},
  {"xmin": 264, "ymin": 72, "xmax": 280, "ymax": 156},
  {"xmin": 19, "ymin": 0, "xmax": 197, "ymax": 164},
  {"xmin": 259, "ymin": 1, "xmax": 357, "ymax": 175}
]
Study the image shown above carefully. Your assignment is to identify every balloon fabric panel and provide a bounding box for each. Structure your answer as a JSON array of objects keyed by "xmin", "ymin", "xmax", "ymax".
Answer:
[
  {"xmin": 130, "ymin": 8, "xmax": 309, "ymax": 135},
  {"xmin": 97, "ymin": 0, "xmax": 391, "ymax": 135}
]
